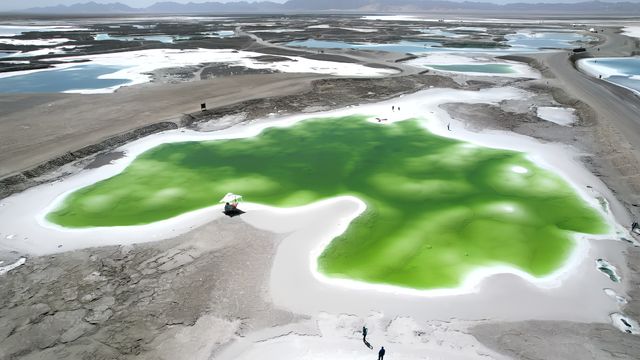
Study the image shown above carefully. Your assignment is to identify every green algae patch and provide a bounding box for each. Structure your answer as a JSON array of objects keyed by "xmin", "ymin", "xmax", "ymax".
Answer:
[
  {"xmin": 428, "ymin": 64, "xmax": 515, "ymax": 74},
  {"xmin": 47, "ymin": 115, "xmax": 609, "ymax": 289}
]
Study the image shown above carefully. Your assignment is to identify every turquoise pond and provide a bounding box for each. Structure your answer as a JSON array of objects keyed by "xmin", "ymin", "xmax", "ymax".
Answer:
[
  {"xmin": 580, "ymin": 57, "xmax": 640, "ymax": 94},
  {"xmin": 286, "ymin": 32, "xmax": 590, "ymax": 54},
  {"xmin": 0, "ymin": 65, "xmax": 130, "ymax": 93}
]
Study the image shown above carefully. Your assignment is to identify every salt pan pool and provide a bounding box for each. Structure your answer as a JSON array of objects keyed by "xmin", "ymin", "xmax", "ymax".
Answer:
[
  {"xmin": 405, "ymin": 54, "xmax": 538, "ymax": 78},
  {"xmin": 0, "ymin": 64, "xmax": 129, "ymax": 93}
]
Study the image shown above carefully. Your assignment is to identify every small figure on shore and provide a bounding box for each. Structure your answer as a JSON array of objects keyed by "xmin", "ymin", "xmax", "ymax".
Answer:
[
  {"xmin": 392, "ymin": 105, "xmax": 395, "ymax": 111},
  {"xmin": 378, "ymin": 346, "xmax": 385, "ymax": 360},
  {"xmin": 362, "ymin": 325, "xmax": 373, "ymax": 348},
  {"xmin": 223, "ymin": 202, "xmax": 244, "ymax": 217},
  {"xmin": 224, "ymin": 202, "xmax": 234, "ymax": 213},
  {"xmin": 397, "ymin": 106, "xmax": 400, "ymax": 111},
  {"xmin": 447, "ymin": 123, "xmax": 451, "ymax": 131}
]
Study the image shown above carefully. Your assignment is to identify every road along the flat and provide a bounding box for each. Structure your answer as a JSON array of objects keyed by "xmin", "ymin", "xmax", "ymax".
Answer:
[{"xmin": 525, "ymin": 28, "xmax": 640, "ymax": 210}]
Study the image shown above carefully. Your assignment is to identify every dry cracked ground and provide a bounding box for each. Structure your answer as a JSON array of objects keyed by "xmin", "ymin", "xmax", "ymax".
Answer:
[{"xmin": 0, "ymin": 218, "xmax": 299, "ymax": 359}]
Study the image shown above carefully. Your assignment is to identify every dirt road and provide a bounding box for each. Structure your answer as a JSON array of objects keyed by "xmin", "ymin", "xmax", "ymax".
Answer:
[{"xmin": 528, "ymin": 28, "xmax": 640, "ymax": 210}]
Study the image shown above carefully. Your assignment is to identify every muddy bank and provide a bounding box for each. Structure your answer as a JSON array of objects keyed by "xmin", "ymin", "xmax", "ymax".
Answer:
[
  {"xmin": 471, "ymin": 319, "xmax": 640, "ymax": 360},
  {"xmin": 0, "ymin": 73, "xmax": 458, "ymax": 200},
  {"xmin": 441, "ymin": 81, "xmax": 596, "ymax": 138},
  {"xmin": 0, "ymin": 122, "xmax": 177, "ymax": 199},
  {"xmin": 0, "ymin": 73, "xmax": 319, "ymax": 180},
  {"xmin": 184, "ymin": 74, "xmax": 460, "ymax": 128}
]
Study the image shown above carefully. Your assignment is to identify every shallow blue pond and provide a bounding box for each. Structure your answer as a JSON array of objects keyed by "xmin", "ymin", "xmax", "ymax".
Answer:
[
  {"xmin": 0, "ymin": 64, "xmax": 130, "ymax": 93},
  {"xmin": 582, "ymin": 57, "xmax": 640, "ymax": 93}
]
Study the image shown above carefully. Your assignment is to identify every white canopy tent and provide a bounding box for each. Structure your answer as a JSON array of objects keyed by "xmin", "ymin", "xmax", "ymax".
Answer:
[{"xmin": 219, "ymin": 193, "xmax": 243, "ymax": 204}]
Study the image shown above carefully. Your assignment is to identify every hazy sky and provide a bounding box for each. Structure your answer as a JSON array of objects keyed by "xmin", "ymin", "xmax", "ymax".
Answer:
[
  {"xmin": 0, "ymin": 0, "xmax": 276, "ymax": 11},
  {"xmin": 0, "ymin": 0, "xmax": 636, "ymax": 11}
]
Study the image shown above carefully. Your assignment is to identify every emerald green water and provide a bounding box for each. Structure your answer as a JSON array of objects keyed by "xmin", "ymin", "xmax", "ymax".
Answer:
[
  {"xmin": 47, "ymin": 115, "xmax": 608, "ymax": 289},
  {"xmin": 428, "ymin": 64, "xmax": 515, "ymax": 74}
]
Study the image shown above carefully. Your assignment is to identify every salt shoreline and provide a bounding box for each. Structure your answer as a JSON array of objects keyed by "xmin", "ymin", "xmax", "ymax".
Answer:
[{"xmin": 0, "ymin": 48, "xmax": 398, "ymax": 94}]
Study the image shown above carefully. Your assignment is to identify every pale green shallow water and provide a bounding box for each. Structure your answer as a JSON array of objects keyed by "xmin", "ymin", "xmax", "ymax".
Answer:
[{"xmin": 47, "ymin": 115, "xmax": 608, "ymax": 289}]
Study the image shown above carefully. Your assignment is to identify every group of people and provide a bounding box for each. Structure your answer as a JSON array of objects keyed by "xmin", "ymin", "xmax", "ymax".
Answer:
[
  {"xmin": 362, "ymin": 326, "xmax": 386, "ymax": 359},
  {"xmin": 223, "ymin": 202, "xmax": 238, "ymax": 213},
  {"xmin": 223, "ymin": 201, "xmax": 244, "ymax": 217}
]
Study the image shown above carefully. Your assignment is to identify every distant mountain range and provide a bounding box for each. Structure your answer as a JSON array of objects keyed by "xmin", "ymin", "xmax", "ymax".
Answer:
[{"xmin": 14, "ymin": 0, "xmax": 640, "ymax": 14}]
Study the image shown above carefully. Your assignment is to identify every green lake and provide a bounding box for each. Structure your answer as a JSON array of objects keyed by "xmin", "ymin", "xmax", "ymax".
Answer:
[{"xmin": 47, "ymin": 115, "xmax": 608, "ymax": 289}]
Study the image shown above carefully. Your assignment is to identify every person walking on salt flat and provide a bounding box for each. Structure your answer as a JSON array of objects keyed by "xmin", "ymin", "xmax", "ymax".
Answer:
[
  {"xmin": 362, "ymin": 325, "xmax": 373, "ymax": 349},
  {"xmin": 378, "ymin": 346, "xmax": 385, "ymax": 360}
]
